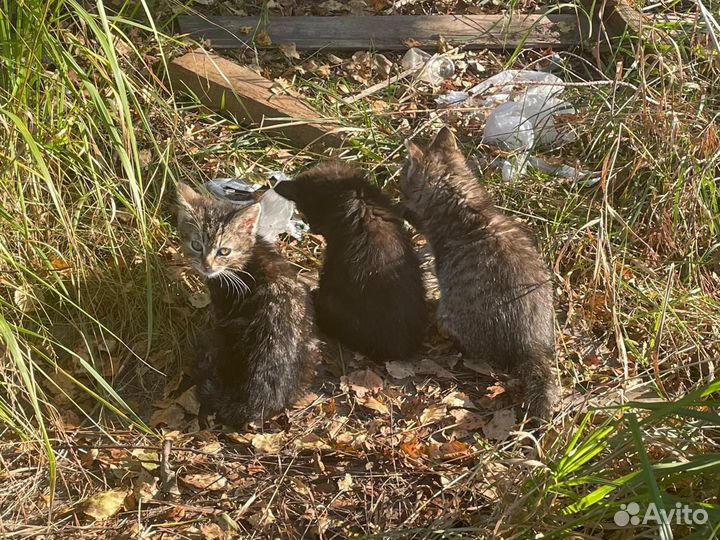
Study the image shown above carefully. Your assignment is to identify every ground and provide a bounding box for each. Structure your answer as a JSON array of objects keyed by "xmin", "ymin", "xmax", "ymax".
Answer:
[{"xmin": 1, "ymin": 0, "xmax": 719, "ymax": 538}]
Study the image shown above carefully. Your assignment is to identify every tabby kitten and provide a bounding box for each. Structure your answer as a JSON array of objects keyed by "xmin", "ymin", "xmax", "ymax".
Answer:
[
  {"xmin": 274, "ymin": 161, "xmax": 427, "ymax": 359},
  {"xmin": 401, "ymin": 127, "xmax": 558, "ymax": 419},
  {"xmin": 176, "ymin": 183, "xmax": 318, "ymax": 427}
]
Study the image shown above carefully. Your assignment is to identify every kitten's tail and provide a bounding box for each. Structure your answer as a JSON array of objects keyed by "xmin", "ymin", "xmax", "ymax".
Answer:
[{"xmin": 518, "ymin": 347, "xmax": 558, "ymax": 421}]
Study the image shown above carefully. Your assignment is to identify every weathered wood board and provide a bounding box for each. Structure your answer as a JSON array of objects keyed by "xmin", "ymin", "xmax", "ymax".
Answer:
[
  {"xmin": 169, "ymin": 51, "xmax": 342, "ymax": 149},
  {"xmin": 179, "ymin": 14, "xmax": 588, "ymax": 50}
]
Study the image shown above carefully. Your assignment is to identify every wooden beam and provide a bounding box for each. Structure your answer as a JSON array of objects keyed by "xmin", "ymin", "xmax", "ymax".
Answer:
[
  {"xmin": 179, "ymin": 14, "xmax": 587, "ymax": 51},
  {"xmin": 168, "ymin": 51, "xmax": 342, "ymax": 149}
]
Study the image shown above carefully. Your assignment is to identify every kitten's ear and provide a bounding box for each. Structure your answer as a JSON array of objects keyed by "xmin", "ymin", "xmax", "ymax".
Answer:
[
  {"xmin": 404, "ymin": 139, "xmax": 424, "ymax": 179},
  {"xmin": 177, "ymin": 182, "xmax": 203, "ymax": 211},
  {"xmin": 228, "ymin": 203, "xmax": 262, "ymax": 237},
  {"xmin": 429, "ymin": 126, "xmax": 457, "ymax": 152},
  {"xmin": 273, "ymin": 180, "xmax": 299, "ymax": 202},
  {"xmin": 404, "ymin": 139, "xmax": 424, "ymax": 164}
]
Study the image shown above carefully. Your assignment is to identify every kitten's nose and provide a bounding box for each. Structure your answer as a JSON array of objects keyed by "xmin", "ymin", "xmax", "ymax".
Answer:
[{"xmin": 201, "ymin": 259, "xmax": 213, "ymax": 272}]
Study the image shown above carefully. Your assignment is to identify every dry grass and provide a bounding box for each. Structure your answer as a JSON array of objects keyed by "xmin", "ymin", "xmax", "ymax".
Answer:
[{"xmin": 1, "ymin": 0, "xmax": 719, "ymax": 538}]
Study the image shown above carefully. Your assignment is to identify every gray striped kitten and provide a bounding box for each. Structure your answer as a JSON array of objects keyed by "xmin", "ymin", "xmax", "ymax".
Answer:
[
  {"xmin": 176, "ymin": 183, "xmax": 318, "ymax": 428},
  {"xmin": 401, "ymin": 127, "xmax": 558, "ymax": 420}
]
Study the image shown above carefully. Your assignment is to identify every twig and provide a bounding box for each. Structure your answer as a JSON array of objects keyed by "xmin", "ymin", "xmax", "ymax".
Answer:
[
  {"xmin": 651, "ymin": 263, "xmax": 674, "ymax": 397},
  {"xmin": 343, "ymin": 68, "xmax": 416, "ymax": 105},
  {"xmin": 160, "ymin": 439, "xmax": 180, "ymax": 496}
]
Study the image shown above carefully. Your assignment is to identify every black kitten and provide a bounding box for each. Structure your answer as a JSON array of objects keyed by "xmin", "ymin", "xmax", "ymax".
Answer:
[
  {"xmin": 176, "ymin": 183, "xmax": 318, "ymax": 427},
  {"xmin": 274, "ymin": 161, "xmax": 427, "ymax": 359}
]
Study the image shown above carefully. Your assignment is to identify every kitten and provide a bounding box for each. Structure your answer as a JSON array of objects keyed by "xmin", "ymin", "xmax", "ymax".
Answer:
[
  {"xmin": 176, "ymin": 183, "xmax": 318, "ymax": 427},
  {"xmin": 401, "ymin": 127, "xmax": 558, "ymax": 419},
  {"xmin": 273, "ymin": 161, "xmax": 427, "ymax": 359}
]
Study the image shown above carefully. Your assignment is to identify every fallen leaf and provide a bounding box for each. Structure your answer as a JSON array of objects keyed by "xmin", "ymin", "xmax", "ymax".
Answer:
[
  {"xmin": 482, "ymin": 409, "xmax": 516, "ymax": 441},
  {"xmin": 239, "ymin": 26, "xmax": 252, "ymax": 34},
  {"xmin": 199, "ymin": 441, "xmax": 223, "ymax": 454},
  {"xmin": 278, "ymin": 42, "xmax": 300, "ymax": 60},
  {"xmin": 485, "ymin": 383, "xmax": 507, "ymax": 400},
  {"xmin": 385, "ymin": 360, "xmax": 415, "ymax": 379},
  {"xmin": 359, "ymin": 395, "xmax": 389, "ymax": 415},
  {"xmin": 189, "ymin": 291, "xmax": 211, "ymax": 308},
  {"xmin": 132, "ymin": 469, "xmax": 158, "ymax": 504},
  {"xmin": 375, "ymin": 54, "xmax": 393, "ymax": 78},
  {"xmin": 251, "ymin": 432, "xmax": 286, "ymax": 454},
  {"xmin": 463, "ymin": 358, "xmax": 494, "ymax": 376},
  {"xmin": 182, "ymin": 472, "xmax": 227, "ymax": 491},
  {"xmin": 150, "ymin": 404, "xmax": 185, "ymax": 429},
  {"xmin": 426, "ymin": 440, "xmax": 471, "ymax": 461},
  {"xmin": 348, "ymin": 368, "xmax": 383, "ymax": 398},
  {"xmin": 294, "ymin": 433, "xmax": 331, "ymax": 451},
  {"xmin": 417, "ymin": 359, "xmax": 453, "ymax": 378},
  {"xmin": 420, "ymin": 403, "xmax": 447, "ymax": 425},
  {"xmin": 449, "ymin": 408, "xmax": 486, "ymax": 430},
  {"xmin": 175, "ymin": 386, "xmax": 201, "ymax": 415},
  {"xmin": 348, "ymin": 0, "xmax": 367, "ymax": 15},
  {"xmin": 80, "ymin": 489, "xmax": 127, "ymax": 521},
  {"xmin": 255, "ymin": 31, "xmax": 272, "ymax": 46},
  {"xmin": 319, "ymin": 0, "xmax": 347, "ymax": 12},
  {"xmin": 403, "ymin": 38, "xmax": 421, "ymax": 48},
  {"xmin": 13, "ymin": 284, "xmax": 43, "ymax": 313},
  {"xmin": 442, "ymin": 391, "xmax": 476, "ymax": 409},
  {"xmin": 337, "ymin": 473, "xmax": 354, "ymax": 492},
  {"xmin": 200, "ymin": 522, "xmax": 225, "ymax": 540},
  {"xmin": 400, "ymin": 439, "xmax": 423, "ymax": 459},
  {"xmin": 247, "ymin": 507, "xmax": 276, "ymax": 528}
]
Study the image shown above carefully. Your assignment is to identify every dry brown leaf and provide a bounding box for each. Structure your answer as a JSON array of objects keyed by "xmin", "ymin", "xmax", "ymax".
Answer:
[
  {"xmin": 200, "ymin": 522, "xmax": 226, "ymax": 540},
  {"xmin": 149, "ymin": 404, "xmax": 185, "ymax": 429},
  {"xmin": 485, "ymin": 382, "xmax": 507, "ymax": 400},
  {"xmin": 247, "ymin": 508, "xmax": 276, "ymax": 528},
  {"xmin": 360, "ymin": 395, "xmax": 389, "ymax": 415},
  {"xmin": 434, "ymin": 440, "xmax": 471, "ymax": 461},
  {"xmin": 319, "ymin": 0, "xmax": 346, "ymax": 12},
  {"xmin": 132, "ymin": 469, "xmax": 158, "ymax": 504},
  {"xmin": 175, "ymin": 386, "xmax": 201, "ymax": 415},
  {"xmin": 375, "ymin": 54, "xmax": 393, "ymax": 78},
  {"xmin": 417, "ymin": 359, "xmax": 453, "ymax": 379},
  {"xmin": 294, "ymin": 433, "xmax": 331, "ymax": 451},
  {"xmin": 442, "ymin": 391, "xmax": 476, "ymax": 409},
  {"xmin": 182, "ymin": 472, "xmax": 227, "ymax": 491},
  {"xmin": 337, "ymin": 473, "xmax": 354, "ymax": 492},
  {"xmin": 449, "ymin": 408, "xmax": 486, "ymax": 430},
  {"xmin": 348, "ymin": 368, "xmax": 383, "ymax": 397},
  {"xmin": 255, "ymin": 31, "xmax": 272, "ymax": 46},
  {"xmin": 420, "ymin": 403, "xmax": 447, "ymax": 425},
  {"xmin": 14, "ymin": 285, "xmax": 43, "ymax": 313},
  {"xmin": 385, "ymin": 360, "xmax": 415, "ymax": 379},
  {"xmin": 400, "ymin": 440, "xmax": 423, "ymax": 459},
  {"xmin": 278, "ymin": 42, "xmax": 300, "ymax": 60},
  {"xmin": 482, "ymin": 409, "xmax": 516, "ymax": 440},
  {"xmin": 403, "ymin": 38, "xmax": 421, "ymax": 48},
  {"xmin": 199, "ymin": 441, "xmax": 223, "ymax": 454},
  {"xmin": 80, "ymin": 489, "xmax": 127, "ymax": 521},
  {"xmin": 239, "ymin": 26, "xmax": 252, "ymax": 34},
  {"xmin": 463, "ymin": 358, "xmax": 494, "ymax": 376},
  {"xmin": 251, "ymin": 432, "xmax": 286, "ymax": 454}
]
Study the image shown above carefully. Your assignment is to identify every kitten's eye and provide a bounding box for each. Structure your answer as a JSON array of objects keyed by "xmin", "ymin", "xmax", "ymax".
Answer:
[
  {"xmin": 190, "ymin": 240, "xmax": 202, "ymax": 252},
  {"xmin": 217, "ymin": 247, "xmax": 231, "ymax": 257}
]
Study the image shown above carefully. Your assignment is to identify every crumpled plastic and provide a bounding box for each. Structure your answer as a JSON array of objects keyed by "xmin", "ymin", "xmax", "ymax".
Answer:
[{"xmin": 203, "ymin": 172, "xmax": 307, "ymax": 242}]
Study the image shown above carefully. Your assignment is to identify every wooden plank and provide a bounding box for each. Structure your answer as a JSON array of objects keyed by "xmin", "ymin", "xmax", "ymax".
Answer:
[
  {"xmin": 169, "ymin": 51, "xmax": 342, "ymax": 149},
  {"xmin": 179, "ymin": 14, "xmax": 586, "ymax": 51}
]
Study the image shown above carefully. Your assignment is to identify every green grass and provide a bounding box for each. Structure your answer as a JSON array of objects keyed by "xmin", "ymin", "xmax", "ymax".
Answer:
[{"xmin": 1, "ymin": 0, "xmax": 719, "ymax": 537}]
